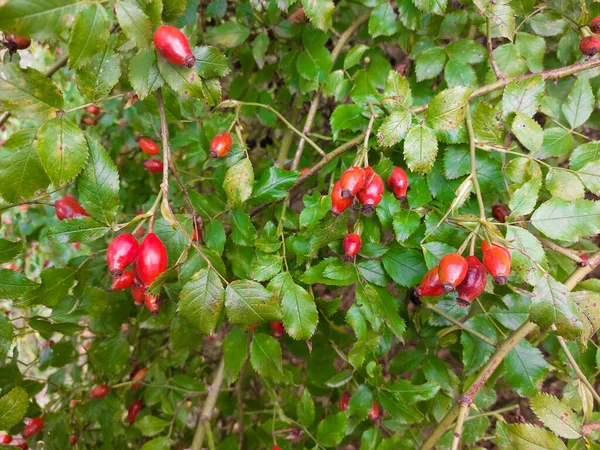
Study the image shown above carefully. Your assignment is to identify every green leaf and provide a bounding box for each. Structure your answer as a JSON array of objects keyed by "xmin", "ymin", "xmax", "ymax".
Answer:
[
  {"xmin": 570, "ymin": 141, "xmax": 600, "ymax": 171},
  {"xmin": 47, "ymin": 217, "xmax": 110, "ymax": 244},
  {"xmin": 486, "ymin": 1, "xmax": 515, "ymax": 40},
  {"xmin": 252, "ymin": 33, "xmax": 269, "ymax": 69},
  {"xmin": 562, "ymin": 77, "xmax": 594, "ymax": 129},
  {"xmin": 0, "ymin": 239, "xmax": 24, "ymax": 265},
  {"xmin": 206, "ymin": 21, "xmax": 250, "ymax": 48},
  {"xmin": 225, "ymin": 280, "xmax": 281, "ymax": 328},
  {"xmin": 368, "ymin": 2, "xmax": 398, "ymax": 38},
  {"xmin": 425, "ymin": 86, "xmax": 471, "ymax": 131},
  {"xmin": 500, "ymin": 423, "xmax": 568, "ymax": 450},
  {"xmin": 162, "ymin": 0, "xmax": 187, "ymax": 21},
  {"xmin": 223, "ymin": 328, "xmax": 249, "ymax": 381},
  {"xmin": 158, "ymin": 59, "xmax": 221, "ymax": 104},
  {"xmin": 512, "ymin": 112, "xmax": 543, "ymax": 152},
  {"xmin": 89, "ymin": 336, "xmax": 131, "ymax": 375},
  {"xmin": 299, "ymin": 193, "xmax": 331, "ymax": 229},
  {"xmin": 251, "ymin": 167, "xmax": 296, "ymax": 204},
  {"xmin": 23, "ymin": 267, "xmax": 75, "ymax": 307},
  {"xmin": 493, "ymin": 44, "xmax": 527, "ymax": 77},
  {"xmin": 503, "ymin": 340, "xmax": 548, "ymax": 397},
  {"xmin": 249, "ymin": 252, "xmax": 281, "ymax": 282},
  {"xmin": 509, "ymin": 177, "xmax": 541, "ymax": 216},
  {"xmin": 68, "ymin": 5, "xmax": 109, "ymax": 69},
  {"xmin": 0, "ymin": 314, "xmax": 13, "ymax": 363},
  {"xmin": 349, "ymin": 385, "xmax": 373, "ymax": 420},
  {"xmin": 444, "ymin": 60, "xmax": 477, "ymax": 88},
  {"xmin": 377, "ymin": 389, "xmax": 424, "ymax": 423},
  {"xmin": 382, "ymin": 247, "xmax": 427, "ymax": 287},
  {"xmin": 358, "ymin": 260, "xmax": 390, "ymax": 287},
  {"xmin": 0, "ymin": 64, "xmax": 63, "ymax": 121},
  {"xmin": 115, "ymin": 0, "xmax": 153, "ymax": 50},
  {"xmin": 534, "ymin": 128, "xmax": 573, "ymax": 159},
  {"xmin": 297, "ymin": 30, "xmax": 333, "ymax": 83},
  {"xmin": 473, "ymin": 103, "xmax": 504, "ymax": 145},
  {"xmin": 0, "ymin": 0, "xmax": 85, "ymax": 39},
  {"xmin": 178, "ymin": 268, "xmax": 224, "ymax": 335},
  {"xmin": 577, "ymin": 161, "xmax": 600, "ymax": 196},
  {"xmin": 308, "ymin": 214, "xmax": 348, "ymax": 257},
  {"xmin": 502, "ymin": 75, "xmax": 545, "ymax": 118},
  {"xmin": 570, "ymin": 290, "xmax": 600, "ymax": 343},
  {"xmin": 250, "ymin": 332, "xmax": 284, "ymax": 382},
  {"xmin": 377, "ymin": 286, "xmax": 406, "ymax": 339},
  {"xmin": 546, "ymin": 169, "xmax": 584, "ymax": 202},
  {"xmin": 323, "ymin": 70, "xmax": 350, "ymax": 101},
  {"xmin": 386, "ymin": 380, "xmax": 440, "ymax": 404},
  {"xmin": 330, "ymin": 104, "xmax": 367, "ymax": 140},
  {"xmin": 140, "ymin": 436, "xmax": 170, "ymax": 450},
  {"xmin": 461, "ymin": 316, "xmax": 498, "ymax": 373},
  {"xmin": 392, "ymin": 210, "xmax": 420, "ymax": 243},
  {"xmin": 301, "ymin": 0, "xmax": 334, "ymax": 31},
  {"xmin": 377, "ymin": 110, "xmax": 411, "ymax": 147},
  {"xmin": 230, "ymin": 210, "xmax": 257, "ymax": 247},
  {"xmin": 382, "ymin": 70, "xmax": 412, "ymax": 110},
  {"xmin": 506, "ymin": 225, "xmax": 546, "ymax": 286},
  {"xmin": 531, "ymin": 198, "xmax": 600, "ymax": 242},
  {"xmin": 316, "ymin": 412, "xmax": 348, "ymax": 447},
  {"xmin": 515, "ymin": 33, "xmax": 545, "ymax": 73},
  {"xmin": 135, "ymin": 416, "xmax": 169, "ymax": 437},
  {"xmin": 129, "ymin": 50, "xmax": 164, "ymax": 100},
  {"xmin": 415, "ymin": 48, "xmax": 446, "ymax": 82},
  {"xmin": 0, "ymin": 129, "xmax": 50, "ymax": 203},
  {"xmin": 404, "ymin": 125, "xmax": 438, "ymax": 173},
  {"xmin": 350, "ymin": 71, "xmax": 380, "ymax": 104},
  {"xmin": 326, "ymin": 370, "xmax": 353, "ymax": 388},
  {"xmin": 530, "ymin": 393, "xmax": 581, "ymax": 439},
  {"xmin": 445, "ymin": 40, "xmax": 485, "ymax": 64},
  {"xmin": 193, "ymin": 46, "xmax": 230, "ymax": 78},
  {"xmin": 0, "ymin": 269, "xmax": 38, "ymax": 300},
  {"xmin": 223, "ymin": 158, "xmax": 254, "ymax": 208},
  {"xmin": 0, "ymin": 387, "xmax": 28, "ymax": 430},
  {"xmin": 344, "ymin": 45, "xmax": 369, "ymax": 70},
  {"xmin": 297, "ymin": 389, "xmax": 315, "ymax": 427}
]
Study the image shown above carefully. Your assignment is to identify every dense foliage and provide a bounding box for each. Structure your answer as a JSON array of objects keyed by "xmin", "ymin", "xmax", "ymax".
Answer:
[{"xmin": 1, "ymin": 0, "xmax": 600, "ymax": 449}]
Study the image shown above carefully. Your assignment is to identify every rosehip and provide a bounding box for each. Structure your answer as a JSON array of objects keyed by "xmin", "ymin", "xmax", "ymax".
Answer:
[
  {"xmin": 0, "ymin": 435, "xmax": 12, "ymax": 443},
  {"xmin": 438, "ymin": 253, "xmax": 468, "ymax": 292},
  {"xmin": 86, "ymin": 105, "xmax": 100, "ymax": 115},
  {"xmin": 483, "ymin": 245, "xmax": 512, "ymax": 285},
  {"xmin": 342, "ymin": 233, "xmax": 362, "ymax": 261},
  {"xmin": 132, "ymin": 367, "xmax": 148, "ymax": 389},
  {"xmin": 270, "ymin": 321, "xmax": 285, "ymax": 337},
  {"xmin": 9, "ymin": 35, "xmax": 31, "ymax": 50},
  {"xmin": 415, "ymin": 266, "xmax": 445, "ymax": 297},
  {"xmin": 331, "ymin": 181, "xmax": 353, "ymax": 216},
  {"xmin": 387, "ymin": 167, "xmax": 408, "ymax": 199},
  {"xmin": 153, "ymin": 25, "xmax": 195, "ymax": 68},
  {"xmin": 143, "ymin": 159, "xmax": 164, "ymax": 173},
  {"xmin": 89, "ymin": 384, "xmax": 110, "ymax": 399},
  {"xmin": 128, "ymin": 400, "xmax": 143, "ymax": 424},
  {"xmin": 12, "ymin": 439, "xmax": 28, "ymax": 450},
  {"xmin": 82, "ymin": 117, "xmax": 97, "ymax": 126},
  {"xmin": 144, "ymin": 294, "xmax": 162, "ymax": 315},
  {"xmin": 139, "ymin": 138, "xmax": 160, "ymax": 156},
  {"xmin": 131, "ymin": 280, "xmax": 146, "ymax": 306},
  {"xmin": 580, "ymin": 35, "xmax": 600, "ymax": 56},
  {"xmin": 272, "ymin": 446, "xmax": 281, "ymax": 450},
  {"xmin": 368, "ymin": 402, "xmax": 380, "ymax": 421},
  {"xmin": 357, "ymin": 167, "xmax": 384, "ymax": 215},
  {"xmin": 23, "ymin": 417, "xmax": 44, "ymax": 438},
  {"xmin": 69, "ymin": 399, "xmax": 78, "ymax": 407},
  {"xmin": 339, "ymin": 391, "xmax": 351, "ymax": 411},
  {"xmin": 110, "ymin": 270, "xmax": 134, "ymax": 291},
  {"xmin": 107, "ymin": 234, "xmax": 138, "ymax": 278},
  {"xmin": 136, "ymin": 233, "xmax": 168, "ymax": 286},
  {"xmin": 339, "ymin": 166, "xmax": 366, "ymax": 199},
  {"xmin": 492, "ymin": 204, "xmax": 509, "ymax": 223},
  {"xmin": 481, "ymin": 241, "xmax": 511, "ymax": 260},
  {"xmin": 210, "ymin": 132, "xmax": 233, "ymax": 158},
  {"xmin": 456, "ymin": 256, "xmax": 487, "ymax": 306},
  {"xmin": 55, "ymin": 194, "xmax": 89, "ymax": 221},
  {"xmin": 70, "ymin": 435, "xmax": 78, "ymax": 445},
  {"xmin": 591, "ymin": 16, "xmax": 600, "ymax": 34}
]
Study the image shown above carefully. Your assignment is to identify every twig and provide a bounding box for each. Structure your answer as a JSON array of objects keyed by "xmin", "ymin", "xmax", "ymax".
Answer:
[
  {"xmin": 486, "ymin": 18, "xmax": 503, "ymax": 80},
  {"xmin": 427, "ymin": 305, "xmax": 496, "ymax": 347},
  {"xmin": 451, "ymin": 404, "xmax": 469, "ymax": 450},
  {"xmin": 191, "ymin": 357, "xmax": 225, "ymax": 450},
  {"xmin": 277, "ymin": 96, "xmax": 301, "ymax": 168},
  {"xmin": 466, "ymin": 102, "xmax": 486, "ymax": 221},
  {"xmin": 555, "ymin": 332, "xmax": 600, "ymax": 405},
  {"xmin": 538, "ymin": 237, "xmax": 587, "ymax": 266}
]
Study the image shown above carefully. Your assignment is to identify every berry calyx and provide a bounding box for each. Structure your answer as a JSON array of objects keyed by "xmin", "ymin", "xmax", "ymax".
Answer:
[
  {"xmin": 55, "ymin": 194, "xmax": 90, "ymax": 221},
  {"xmin": 339, "ymin": 166, "xmax": 366, "ymax": 199},
  {"xmin": 3, "ymin": 34, "xmax": 31, "ymax": 54},
  {"xmin": 331, "ymin": 181, "xmax": 353, "ymax": 216},
  {"xmin": 144, "ymin": 294, "xmax": 162, "ymax": 315},
  {"xmin": 387, "ymin": 167, "xmax": 408, "ymax": 199},
  {"xmin": 109, "ymin": 270, "xmax": 134, "ymax": 291},
  {"xmin": 107, "ymin": 234, "xmax": 138, "ymax": 278},
  {"xmin": 415, "ymin": 266, "xmax": 445, "ymax": 297},
  {"xmin": 591, "ymin": 16, "xmax": 600, "ymax": 34},
  {"xmin": 153, "ymin": 25, "xmax": 195, "ymax": 68},
  {"xmin": 438, "ymin": 253, "xmax": 468, "ymax": 292},
  {"xmin": 0, "ymin": 435, "xmax": 12, "ymax": 444},
  {"xmin": 86, "ymin": 105, "xmax": 100, "ymax": 115},
  {"xmin": 143, "ymin": 159, "xmax": 164, "ymax": 173},
  {"xmin": 492, "ymin": 204, "xmax": 508, "ymax": 223},
  {"xmin": 139, "ymin": 138, "xmax": 160, "ymax": 156},
  {"xmin": 339, "ymin": 391, "xmax": 351, "ymax": 411},
  {"xmin": 270, "ymin": 321, "xmax": 285, "ymax": 337},
  {"xmin": 580, "ymin": 35, "xmax": 600, "ymax": 56},
  {"xmin": 357, "ymin": 167, "xmax": 384, "ymax": 215},
  {"xmin": 89, "ymin": 384, "xmax": 110, "ymax": 399},
  {"xmin": 131, "ymin": 280, "xmax": 146, "ymax": 306},
  {"xmin": 456, "ymin": 256, "xmax": 487, "ymax": 306},
  {"xmin": 368, "ymin": 402, "xmax": 380, "ymax": 421},
  {"xmin": 136, "ymin": 233, "xmax": 168, "ymax": 286},
  {"xmin": 23, "ymin": 417, "xmax": 44, "ymax": 438},
  {"xmin": 342, "ymin": 233, "xmax": 362, "ymax": 261},
  {"xmin": 128, "ymin": 400, "xmax": 143, "ymax": 424},
  {"xmin": 482, "ymin": 245, "xmax": 512, "ymax": 285},
  {"xmin": 210, "ymin": 132, "xmax": 233, "ymax": 158}
]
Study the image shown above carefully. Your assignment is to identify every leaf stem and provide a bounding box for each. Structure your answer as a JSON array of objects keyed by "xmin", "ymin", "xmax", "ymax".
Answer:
[
  {"xmin": 427, "ymin": 304, "xmax": 496, "ymax": 347},
  {"xmin": 465, "ymin": 102, "xmax": 486, "ymax": 221}
]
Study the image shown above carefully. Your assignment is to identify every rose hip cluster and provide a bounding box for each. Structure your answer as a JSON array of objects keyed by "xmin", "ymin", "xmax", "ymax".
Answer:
[
  {"xmin": 0, "ymin": 417, "xmax": 44, "ymax": 449},
  {"xmin": 339, "ymin": 391, "xmax": 380, "ymax": 421},
  {"xmin": 107, "ymin": 233, "xmax": 168, "ymax": 314},
  {"xmin": 579, "ymin": 17, "xmax": 600, "ymax": 56},
  {"xmin": 416, "ymin": 241, "xmax": 512, "ymax": 306}
]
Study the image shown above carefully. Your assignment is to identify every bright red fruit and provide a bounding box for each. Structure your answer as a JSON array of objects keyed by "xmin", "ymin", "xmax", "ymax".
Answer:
[
  {"xmin": 481, "ymin": 241, "xmax": 511, "ymax": 260},
  {"xmin": 12, "ymin": 440, "xmax": 28, "ymax": 450},
  {"xmin": 272, "ymin": 446, "xmax": 281, "ymax": 450},
  {"xmin": 591, "ymin": 16, "xmax": 600, "ymax": 34},
  {"xmin": 387, "ymin": 167, "xmax": 408, "ymax": 199},
  {"xmin": 438, "ymin": 254, "xmax": 468, "ymax": 292},
  {"xmin": 70, "ymin": 435, "xmax": 78, "ymax": 445},
  {"xmin": 415, "ymin": 266, "xmax": 445, "ymax": 297},
  {"xmin": 89, "ymin": 384, "xmax": 110, "ymax": 399},
  {"xmin": 0, "ymin": 435, "xmax": 12, "ymax": 443},
  {"xmin": 342, "ymin": 233, "xmax": 362, "ymax": 261},
  {"xmin": 153, "ymin": 25, "xmax": 195, "ymax": 68},
  {"xmin": 368, "ymin": 402, "xmax": 380, "ymax": 421},
  {"xmin": 136, "ymin": 233, "xmax": 168, "ymax": 286},
  {"xmin": 580, "ymin": 35, "xmax": 600, "ymax": 56},
  {"xmin": 132, "ymin": 367, "xmax": 148, "ymax": 389},
  {"xmin": 139, "ymin": 138, "xmax": 160, "ymax": 156},
  {"xmin": 23, "ymin": 417, "xmax": 44, "ymax": 438},
  {"xmin": 143, "ymin": 159, "xmax": 164, "ymax": 173},
  {"xmin": 110, "ymin": 270, "xmax": 134, "ymax": 291},
  {"xmin": 210, "ymin": 132, "xmax": 233, "ymax": 158},
  {"xmin": 331, "ymin": 181, "xmax": 353, "ymax": 216},
  {"xmin": 144, "ymin": 294, "xmax": 162, "ymax": 315},
  {"xmin": 82, "ymin": 117, "xmax": 97, "ymax": 126},
  {"xmin": 483, "ymin": 246, "xmax": 512, "ymax": 285},
  {"xmin": 86, "ymin": 105, "xmax": 100, "ymax": 115},
  {"xmin": 4, "ymin": 34, "xmax": 31, "ymax": 53},
  {"xmin": 492, "ymin": 204, "xmax": 508, "ymax": 223},
  {"xmin": 270, "ymin": 321, "xmax": 285, "ymax": 337},
  {"xmin": 339, "ymin": 391, "xmax": 351, "ymax": 411},
  {"xmin": 456, "ymin": 256, "xmax": 487, "ymax": 306},
  {"xmin": 128, "ymin": 400, "xmax": 143, "ymax": 424},
  {"xmin": 131, "ymin": 280, "xmax": 146, "ymax": 306},
  {"xmin": 107, "ymin": 234, "xmax": 138, "ymax": 278},
  {"xmin": 357, "ymin": 167, "xmax": 384, "ymax": 215},
  {"xmin": 339, "ymin": 166, "xmax": 366, "ymax": 198},
  {"xmin": 55, "ymin": 195, "xmax": 90, "ymax": 221}
]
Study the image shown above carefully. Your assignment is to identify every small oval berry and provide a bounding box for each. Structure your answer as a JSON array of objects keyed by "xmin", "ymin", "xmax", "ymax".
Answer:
[
  {"xmin": 144, "ymin": 294, "xmax": 162, "ymax": 315},
  {"xmin": 154, "ymin": 25, "xmax": 195, "ymax": 68},
  {"xmin": 82, "ymin": 117, "xmax": 97, "ymax": 126},
  {"xmin": 128, "ymin": 400, "xmax": 143, "ymax": 424},
  {"xmin": 368, "ymin": 402, "xmax": 380, "ymax": 421},
  {"xmin": 132, "ymin": 367, "xmax": 148, "ymax": 389},
  {"xmin": 70, "ymin": 435, "xmax": 78, "ymax": 445},
  {"xmin": 591, "ymin": 16, "xmax": 600, "ymax": 34},
  {"xmin": 86, "ymin": 105, "xmax": 100, "ymax": 115},
  {"xmin": 270, "ymin": 321, "xmax": 285, "ymax": 337},
  {"xmin": 415, "ymin": 266, "xmax": 445, "ymax": 297},
  {"xmin": 272, "ymin": 446, "xmax": 281, "ymax": 450},
  {"xmin": 481, "ymin": 241, "xmax": 511, "ymax": 260},
  {"xmin": 5, "ymin": 34, "xmax": 31, "ymax": 52},
  {"xmin": 139, "ymin": 138, "xmax": 160, "ymax": 156},
  {"xmin": 456, "ymin": 256, "xmax": 487, "ymax": 306},
  {"xmin": 137, "ymin": 233, "xmax": 168, "ymax": 286},
  {"xmin": 492, "ymin": 204, "xmax": 509, "ymax": 223},
  {"xmin": 131, "ymin": 280, "xmax": 146, "ymax": 306},
  {"xmin": 331, "ymin": 181, "xmax": 353, "ymax": 216},
  {"xmin": 0, "ymin": 435, "xmax": 12, "ymax": 444},
  {"xmin": 483, "ymin": 246, "xmax": 512, "ymax": 285},
  {"xmin": 23, "ymin": 417, "xmax": 44, "ymax": 438},
  {"xmin": 339, "ymin": 391, "xmax": 351, "ymax": 411},
  {"xmin": 357, "ymin": 167, "xmax": 384, "ymax": 215},
  {"xmin": 89, "ymin": 384, "xmax": 110, "ymax": 399},
  {"xmin": 55, "ymin": 194, "xmax": 90, "ymax": 221},
  {"xmin": 387, "ymin": 167, "xmax": 408, "ymax": 199},
  {"xmin": 110, "ymin": 270, "xmax": 134, "ymax": 291},
  {"xmin": 339, "ymin": 166, "xmax": 366, "ymax": 199},
  {"xmin": 438, "ymin": 253, "xmax": 468, "ymax": 292},
  {"xmin": 210, "ymin": 132, "xmax": 233, "ymax": 158},
  {"xmin": 143, "ymin": 159, "xmax": 164, "ymax": 173},
  {"xmin": 107, "ymin": 234, "xmax": 138, "ymax": 278},
  {"xmin": 342, "ymin": 233, "xmax": 362, "ymax": 261},
  {"xmin": 580, "ymin": 35, "xmax": 600, "ymax": 56}
]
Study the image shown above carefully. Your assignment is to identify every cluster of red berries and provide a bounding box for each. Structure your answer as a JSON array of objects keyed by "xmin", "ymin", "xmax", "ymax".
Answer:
[
  {"xmin": 580, "ymin": 17, "xmax": 600, "ymax": 56},
  {"xmin": 416, "ymin": 241, "xmax": 512, "ymax": 306},
  {"xmin": 137, "ymin": 137, "xmax": 164, "ymax": 173},
  {"xmin": 81, "ymin": 104, "xmax": 100, "ymax": 127},
  {"xmin": 106, "ymin": 232, "xmax": 168, "ymax": 314},
  {"xmin": 0, "ymin": 417, "xmax": 44, "ymax": 449},
  {"xmin": 339, "ymin": 391, "xmax": 380, "ymax": 421}
]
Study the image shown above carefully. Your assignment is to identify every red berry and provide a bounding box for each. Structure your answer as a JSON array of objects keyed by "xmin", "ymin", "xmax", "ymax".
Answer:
[
  {"xmin": 89, "ymin": 384, "xmax": 110, "ymax": 399},
  {"xmin": 131, "ymin": 280, "xmax": 146, "ymax": 306},
  {"xmin": 387, "ymin": 167, "xmax": 408, "ymax": 199},
  {"xmin": 210, "ymin": 132, "xmax": 233, "ymax": 158},
  {"xmin": 23, "ymin": 417, "xmax": 44, "ymax": 438},
  {"xmin": 580, "ymin": 35, "xmax": 600, "ymax": 56},
  {"xmin": 272, "ymin": 446, "xmax": 281, "ymax": 450},
  {"xmin": 331, "ymin": 181, "xmax": 353, "ymax": 216},
  {"xmin": 131, "ymin": 367, "xmax": 148, "ymax": 389},
  {"xmin": 69, "ymin": 399, "xmax": 78, "ymax": 407},
  {"xmin": 110, "ymin": 270, "xmax": 134, "ymax": 291},
  {"xmin": 456, "ymin": 256, "xmax": 487, "ymax": 306},
  {"xmin": 128, "ymin": 400, "xmax": 143, "ymax": 424},
  {"xmin": 416, "ymin": 266, "xmax": 445, "ymax": 297},
  {"xmin": 342, "ymin": 233, "xmax": 362, "ymax": 261},
  {"xmin": 339, "ymin": 166, "xmax": 366, "ymax": 199},
  {"xmin": 0, "ymin": 435, "xmax": 12, "ymax": 444},
  {"xmin": 591, "ymin": 16, "xmax": 600, "ymax": 34},
  {"xmin": 357, "ymin": 167, "xmax": 384, "ymax": 215},
  {"xmin": 139, "ymin": 138, "xmax": 160, "ymax": 156},
  {"xmin": 481, "ymin": 241, "xmax": 511, "ymax": 260},
  {"xmin": 339, "ymin": 391, "xmax": 351, "ymax": 411},
  {"xmin": 12, "ymin": 439, "xmax": 28, "ymax": 450},
  {"xmin": 107, "ymin": 234, "xmax": 138, "ymax": 278},
  {"xmin": 491, "ymin": 204, "xmax": 509, "ymax": 223},
  {"xmin": 153, "ymin": 25, "xmax": 195, "ymax": 68},
  {"xmin": 143, "ymin": 159, "xmax": 164, "ymax": 173},
  {"xmin": 483, "ymin": 245, "xmax": 512, "ymax": 285},
  {"xmin": 86, "ymin": 105, "xmax": 100, "ymax": 115},
  {"xmin": 55, "ymin": 195, "xmax": 89, "ymax": 221},
  {"xmin": 70, "ymin": 435, "xmax": 78, "ymax": 445},
  {"xmin": 144, "ymin": 294, "xmax": 162, "ymax": 315},
  {"xmin": 5, "ymin": 34, "xmax": 31, "ymax": 52},
  {"xmin": 368, "ymin": 402, "xmax": 380, "ymax": 421},
  {"xmin": 136, "ymin": 233, "xmax": 168, "ymax": 286},
  {"xmin": 270, "ymin": 321, "xmax": 285, "ymax": 337},
  {"xmin": 438, "ymin": 254, "xmax": 468, "ymax": 292},
  {"xmin": 82, "ymin": 117, "xmax": 97, "ymax": 126}
]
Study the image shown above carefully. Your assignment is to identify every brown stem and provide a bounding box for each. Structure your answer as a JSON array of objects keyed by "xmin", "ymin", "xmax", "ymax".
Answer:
[
  {"xmin": 191, "ymin": 357, "xmax": 225, "ymax": 450},
  {"xmin": 486, "ymin": 18, "xmax": 503, "ymax": 80},
  {"xmin": 538, "ymin": 237, "xmax": 587, "ymax": 266}
]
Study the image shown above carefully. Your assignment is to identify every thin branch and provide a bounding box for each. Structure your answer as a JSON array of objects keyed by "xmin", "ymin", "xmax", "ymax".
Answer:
[
  {"xmin": 538, "ymin": 237, "xmax": 587, "ymax": 266},
  {"xmin": 486, "ymin": 18, "xmax": 503, "ymax": 80},
  {"xmin": 555, "ymin": 332, "xmax": 600, "ymax": 405},
  {"xmin": 466, "ymin": 102, "xmax": 486, "ymax": 221},
  {"xmin": 191, "ymin": 357, "xmax": 225, "ymax": 450},
  {"xmin": 451, "ymin": 404, "xmax": 469, "ymax": 450},
  {"xmin": 427, "ymin": 305, "xmax": 496, "ymax": 347}
]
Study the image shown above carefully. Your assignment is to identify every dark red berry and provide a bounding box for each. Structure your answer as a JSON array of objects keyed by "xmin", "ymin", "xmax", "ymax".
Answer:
[
  {"xmin": 339, "ymin": 391, "xmax": 351, "ymax": 411},
  {"xmin": 270, "ymin": 321, "xmax": 285, "ymax": 337},
  {"xmin": 492, "ymin": 204, "xmax": 509, "ymax": 223},
  {"xmin": 342, "ymin": 233, "xmax": 362, "ymax": 261},
  {"xmin": 415, "ymin": 266, "xmax": 445, "ymax": 297},
  {"xmin": 110, "ymin": 270, "xmax": 134, "ymax": 291},
  {"xmin": 210, "ymin": 132, "xmax": 233, "ymax": 158},
  {"xmin": 139, "ymin": 138, "xmax": 160, "ymax": 156},
  {"xmin": 86, "ymin": 105, "xmax": 100, "ymax": 115},
  {"xmin": 70, "ymin": 435, "xmax": 78, "ymax": 445},
  {"xmin": 89, "ymin": 384, "xmax": 110, "ymax": 399},
  {"xmin": 55, "ymin": 195, "xmax": 90, "ymax": 221},
  {"xmin": 387, "ymin": 167, "xmax": 408, "ymax": 199},
  {"xmin": 0, "ymin": 435, "xmax": 12, "ymax": 444},
  {"xmin": 357, "ymin": 167, "xmax": 384, "ymax": 215},
  {"xmin": 456, "ymin": 256, "xmax": 487, "ymax": 306},
  {"xmin": 144, "ymin": 294, "xmax": 162, "ymax": 315},
  {"xmin": 368, "ymin": 402, "xmax": 380, "ymax": 421},
  {"xmin": 136, "ymin": 233, "xmax": 168, "ymax": 287},
  {"xmin": 153, "ymin": 25, "xmax": 195, "ymax": 68},
  {"xmin": 107, "ymin": 234, "xmax": 138, "ymax": 278},
  {"xmin": 439, "ymin": 254, "xmax": 468, "ymax": 292},
  {"xmin": 131, "ymin": 280, "xmax": 146, "ymax": 306},
  {"xmin": 128, "ymin": 400, "xmax": 143, "ymax": 424},
  {"xmin": 4, "ymin": 34, "xmax": 31, "ymax": 53},
  {"xmin": 483, "ymin": 245, "xmax": 511, "ymax": 285},
  {"xmin": 591, "ymin": 16, "xmax": 600, "ymax": 34},
  {"xmin": 143, "ymin": 159, "xmax": 164, "ymax": 173},
  {"xmin": 331, "ymin": 181, "xmax": 353, "ymax": 216},
  {"xmin": 580, "ymin": 35, "xmax": 600, "ymax": 56},
  {"xmin": 23, "ymin": 417, "xmax": 44, "ymax": 438},
  {"xmin": 339, "ymin": 166, "xmax": 366, "ymax": 198}
]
